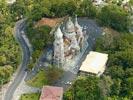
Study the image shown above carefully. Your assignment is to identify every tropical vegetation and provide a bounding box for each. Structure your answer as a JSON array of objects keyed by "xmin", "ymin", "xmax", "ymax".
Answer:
[{"xmin": 0, "ymin": 0, "xmax": 21, "ymax": 85}]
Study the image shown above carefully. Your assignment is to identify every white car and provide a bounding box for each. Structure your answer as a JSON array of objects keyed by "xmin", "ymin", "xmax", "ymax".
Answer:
[{"xmin": 65, "ymin": 81, "xmax": 72, "ymax": 85}]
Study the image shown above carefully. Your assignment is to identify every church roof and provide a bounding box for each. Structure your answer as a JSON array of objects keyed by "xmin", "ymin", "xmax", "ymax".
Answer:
[{"xmin": 55, "ymin": 26, "xmax": 63, "ymax": 39}]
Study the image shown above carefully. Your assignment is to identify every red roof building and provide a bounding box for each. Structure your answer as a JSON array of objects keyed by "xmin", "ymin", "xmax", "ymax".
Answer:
[{"xmin": 40, "ymin": 86, "xmax": 63, "ymax": 100}]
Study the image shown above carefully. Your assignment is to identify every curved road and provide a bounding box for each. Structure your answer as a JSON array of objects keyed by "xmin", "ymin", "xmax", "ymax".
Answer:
[{"xmin": 4, "ymin": 19, "xmax": 30, "ymax": 100}]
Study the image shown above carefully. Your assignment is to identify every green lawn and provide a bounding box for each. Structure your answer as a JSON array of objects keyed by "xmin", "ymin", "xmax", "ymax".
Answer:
[
  {"xmin": 20, "ymin": 93, "xmax": 40, "ymax": 100},
  {"xmin": 27, "ymin": 70, "xmax": 47, "ymax": 88}
]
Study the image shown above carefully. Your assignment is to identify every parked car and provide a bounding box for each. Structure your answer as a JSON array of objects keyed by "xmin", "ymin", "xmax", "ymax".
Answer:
[{"xmin": 65, "ymin": 81, "xmax": 72, "ymax": 85}]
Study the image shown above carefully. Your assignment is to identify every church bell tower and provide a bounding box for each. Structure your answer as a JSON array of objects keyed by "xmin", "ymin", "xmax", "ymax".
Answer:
[{"xmin": 53, "ymin": 26, "xmax": 64, "ymax": 67}]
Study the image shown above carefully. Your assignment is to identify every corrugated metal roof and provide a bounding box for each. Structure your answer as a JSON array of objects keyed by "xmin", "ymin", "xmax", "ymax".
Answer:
[{"xmin": 79, "ymin": 51, "xmax": 108, "ymax": 74}]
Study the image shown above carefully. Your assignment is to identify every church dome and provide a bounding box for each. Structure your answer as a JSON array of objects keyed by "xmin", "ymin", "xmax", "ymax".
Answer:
[
  {"xmin": 55, "ymin": 26, "xmax": 63, "ymax": 39},
  {"xmin": 66, "ymin": 17, "xmax": 75, "ymax": 33}
]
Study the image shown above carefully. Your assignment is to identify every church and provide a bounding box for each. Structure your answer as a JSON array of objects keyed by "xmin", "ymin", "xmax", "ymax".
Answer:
[{"xmin": 53, "ymin": 16, "xmax": 87, "ymax": 67}]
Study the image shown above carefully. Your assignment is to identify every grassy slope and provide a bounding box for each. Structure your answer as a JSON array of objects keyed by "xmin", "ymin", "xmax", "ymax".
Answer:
[
  {"xmin": 20, "ymin": 93, "xmax": 40, "ymax": 100},
  {"xmin": 26, "ymin": 70, "xmax": 47, "ymax": 88}
]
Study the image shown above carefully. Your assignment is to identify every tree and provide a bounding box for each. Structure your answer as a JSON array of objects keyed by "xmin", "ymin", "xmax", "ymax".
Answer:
[
  {"xmin": 9, "ymin": 1, "xmax": 26, "ymax": 20},
  {"xmin": 0, "ymin": 56, "xmax": 7, "ymax": 65},
  {"xmin": 110, "ymin": 78, "xmax": 121, "ymax": 96},
  {"xmin": 45, "ymin": 65, "xmax": 64, "ymax": 84},
  {"xmin": 99, "ymin": 76, "xmax": 113, "ymax": 97},
  {"xmin": 64, "ymin": 76, "xmax": 104, "ymax": 100},
  {"xmin": 95, "ymin": 33, "xmax": 115, "ymax": 52},
  {"xmin": 98, "ymin": 4, "xmax": 131, "ymax": 31},
  {"xmin": 0, "ymin": 65, "xmax": 13, "ymax": 84},
  {"xmin": 77, "ymin": 0, "xmax": 97, "ymax": 17},
  {"xmin": 125, "ymin": 68, "xmax": 133, "ymax": 78},
  {"xmin": 120, "ymin": 76, "xmax": 133, "ymax": 98},
  {"xmin": 26, "ymin": 25, "xmax": 52, "ymax": 50},
  {"xmin": 106, "ymin": 65, "xmax": 124, "ymax": 79},
  {"xmin": 108, "ymin": 50, "xmax": 133, "ymax": 68},
  {"xmin": 28, "ymin": 4, "xmax": 45, "ymax": 21},
  {"xmin": 125, "ymin": 77, "xmax": 133, "ymax": 97},
  {"xmin": 50, "ymin": 1, "xmax": 77, "ymax": 17}
]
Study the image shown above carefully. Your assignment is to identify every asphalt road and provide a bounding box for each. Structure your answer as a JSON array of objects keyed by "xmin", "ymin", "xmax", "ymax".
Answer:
[{"xmin": 4, "ymin": 19, "xmax": 30, "ymax": 100}]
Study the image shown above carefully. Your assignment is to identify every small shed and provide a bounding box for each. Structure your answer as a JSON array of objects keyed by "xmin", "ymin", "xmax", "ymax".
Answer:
[{"xmin": 40, "ymin": 86, "xmax": 63, "ymax": 100}]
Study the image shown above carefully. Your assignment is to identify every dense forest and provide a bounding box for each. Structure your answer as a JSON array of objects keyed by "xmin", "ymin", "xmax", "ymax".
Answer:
[
  {"xmin": 96, "ymin": 33, "xmax": 133, "ymax": 99},
  {"xmin": 0, "ymin": 1, "xmax": 21, "ymax": 85},
  {"xmin": 9, "ymin": 0, "xmax": 132, "ymax": 31}
]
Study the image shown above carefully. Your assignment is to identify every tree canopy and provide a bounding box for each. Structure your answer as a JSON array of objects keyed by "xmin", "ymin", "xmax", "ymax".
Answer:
[
  {"xmin": 64, "ymin": 76, "xmax": 104, "ymax": 100},
  {"xmin": 95, "ymin": 33, "xmax": 133, "ymax": 99},
  {"xmin": 98, "ymin": 5, "xmax": 131, "ymax": 32},
  {"xmin": 0, "ymin": 0, "xmax": 21, "ymax": 85}
]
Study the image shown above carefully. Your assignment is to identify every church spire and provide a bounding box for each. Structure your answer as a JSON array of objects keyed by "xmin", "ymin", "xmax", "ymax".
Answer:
[
  {"xmin": 55, "ymin": 25, "xmax": 63, "ymax": 39},
  {"xmin": 54, "ymin": 25, "xmax": 64, "ymax": 67},
  {"xmin": 75, "ymin": 14, "xmax": 78, "ymax": 25},
  {"xmin": 75, "ymin": 14, "xmax": 80, "ymax": 28}
]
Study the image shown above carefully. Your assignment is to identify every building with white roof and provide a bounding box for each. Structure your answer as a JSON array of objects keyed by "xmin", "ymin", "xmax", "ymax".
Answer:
[{"xmin": 79, "ymin": 51, "xmax": 108, "ymax": 76}]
